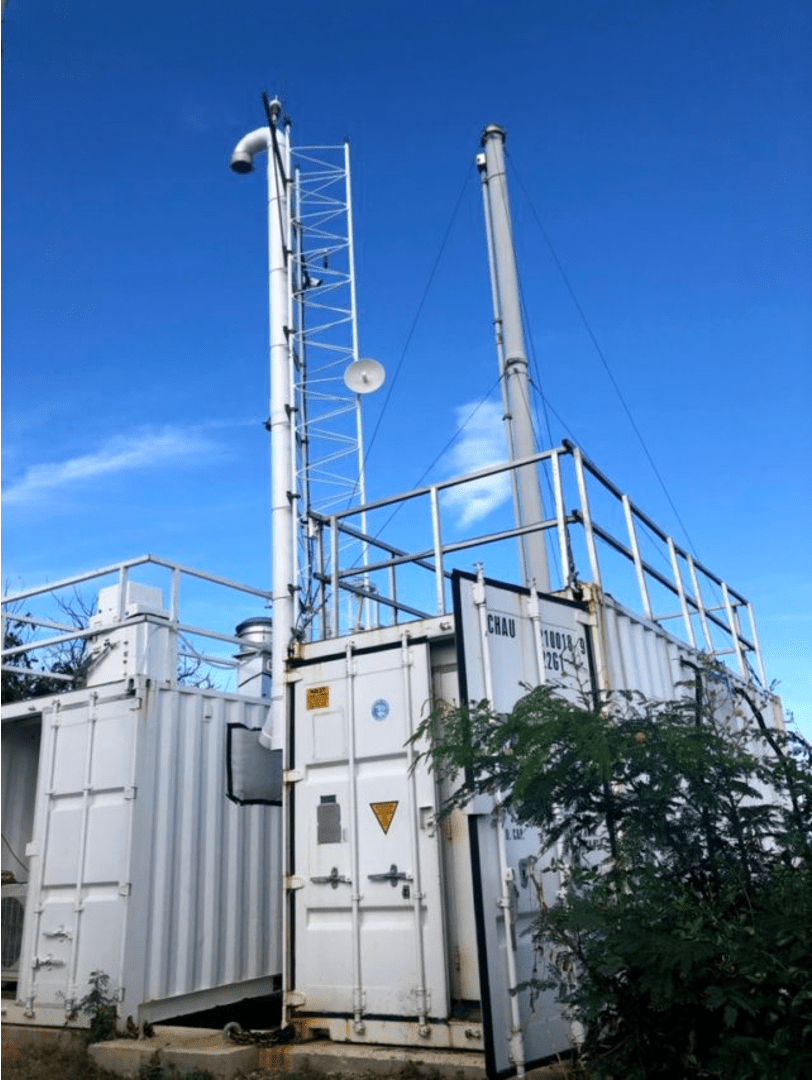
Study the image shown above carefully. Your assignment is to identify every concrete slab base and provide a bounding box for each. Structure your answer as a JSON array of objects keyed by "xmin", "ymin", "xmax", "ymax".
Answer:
[
  {"xmin": 266, "ymin": 1042, "xmax": 487, "ymax": 1079},
  {"xmin": 1, "ymin": 1024, "xmax": 87, "ymax": 1054},
  {"xmin": 88, "ymin": 1025, "xmax": 259, "ymax": 1079},
  {"xmin": 1, "ymin": 1022, "xmax": 573, "ymax": 1080},
  {"xmin": 257, "ymin": 1041, "xmax": 572, "ymax": 1079}
]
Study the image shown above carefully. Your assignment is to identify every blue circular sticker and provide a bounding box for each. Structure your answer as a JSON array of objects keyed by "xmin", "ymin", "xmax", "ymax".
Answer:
[{"xmin": 370, "ymin": 698, "xmax": 391, "ymax": 721}]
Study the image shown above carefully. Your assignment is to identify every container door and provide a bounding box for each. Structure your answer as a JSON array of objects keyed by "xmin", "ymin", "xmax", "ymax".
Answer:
[
  {"xmin": 20, "ymin": 690, "xmax": 137, "ymax": 1016},
  {"xmin": 291, "ymin": 638, "xmax": 449, "ymax": 1024},
  {"xmin": 452, "ymin": 570, "xmax": 594, "ymax": 1077}
]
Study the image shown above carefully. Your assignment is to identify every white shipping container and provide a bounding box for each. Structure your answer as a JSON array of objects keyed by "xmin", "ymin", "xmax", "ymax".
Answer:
[
  {"xmin": 2, "ymin": 678, "xmax": 282, "ymax": 1027},
  {"xmin": 281, "ymin": 569, "xmax": 783, "ymax": 1077}
]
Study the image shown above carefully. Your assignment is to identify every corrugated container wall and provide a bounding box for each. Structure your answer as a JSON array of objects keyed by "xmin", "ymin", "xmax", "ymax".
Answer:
[
  {"xmin": 588, "ymin": 587, "xmax": 781, "ymax": 726},
  {"xmin": 594, "ymin": 592, "xmax": 689, "ymax": 700},
  {"xmin": 129, "ymin": 685, "xmax": 281, "ymax": 1020},
  {"xmin": 7, "ymin": 678, "xmax": 281, "ymax": 1027}
]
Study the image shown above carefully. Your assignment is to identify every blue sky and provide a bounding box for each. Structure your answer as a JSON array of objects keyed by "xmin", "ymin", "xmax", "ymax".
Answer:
[{"xmin": 3, "ymin": 1, "xmax": 810, "ymax": 730}]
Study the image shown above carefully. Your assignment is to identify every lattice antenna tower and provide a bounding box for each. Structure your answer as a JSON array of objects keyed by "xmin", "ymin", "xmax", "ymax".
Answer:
[{"xmin": 289, "ymin": 141, "xmax": 371, "ymax": 639}]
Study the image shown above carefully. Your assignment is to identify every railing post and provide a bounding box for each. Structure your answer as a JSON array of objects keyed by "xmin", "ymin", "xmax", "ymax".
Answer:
[
  {"xmin": 686, "ymin": 555, "xmax": 713, "ymax": 651},
  {"xmin": 667, "ymin": 538, "xmax": 696, "ymax": 648},
  {"xmin": 622, "ymin": 495, "xmax": 652, "ymax": 620},
  {"xmin": 388, "ymin": 563, "xmax": 399, "ymax": 626},
  {"xmin": 117, "ymin": 565, "xmax": 129, "ymax": 621},
  {"xmin": 317, "ymin": 521, "xmax": 327, "ymax": 641},
  {"xmin": 429, "ymin": 486, "xmax": 446, "ymax": 615},
  {"xmin": 170, "ymin": 569, "xmax": 181, "ymax": 628},
  {"xmin": 572, "ymin": 447, "xmax": 601, "ymax": 588},
  {"xmin": 722, "ymin": 582, "xmax": 747, "ymax": 678},
  {"xmin": 330, "ymin": 517, "xmax": 339, "ymax": 639},
  {"xmin": 551, "ymin": 450, "xmax": 570, "ymax": 588},
  {"xmin": 746, "ymin": 602, "xmax": 767, "ymax": 687}
]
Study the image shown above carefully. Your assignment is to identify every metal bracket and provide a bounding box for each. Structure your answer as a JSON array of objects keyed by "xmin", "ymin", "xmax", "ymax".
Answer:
[
  {"xmin": 472, "ymin": 565, "xmax": 487, "ymax": 606},
  {"xmin": 284, "ymin": 990, "xmax": 306, "ymax": 1008},
  {"xmin": 419, "ymin": 807, "xmax": 436, "ymax": 836},
  {"xmin": 285, "ymin": 875, "xmax": 305, "ymax": 891},
  {"xmin": 367, "ymin": 864, "xmax": 413, "ymax": 887},
  {"xmin": 283, "ymin": 769, "xmax": 304, "ymax": 784},
  {"xmin": 310, "ymin": 867, "xmax": 351, "ymax": 889}
]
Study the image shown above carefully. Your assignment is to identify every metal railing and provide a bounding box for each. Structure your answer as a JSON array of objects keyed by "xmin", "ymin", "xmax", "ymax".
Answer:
[
  {"xmin": 302, "ymin": 441, "xmax": 767, "ymax": 687},
  {"xmin": 1, "ymin": 445, "xmax": 768, "ymax": 693},
  {"xmin": 1, "ymin": 555, "xmax": 272, "ymax": 694}
]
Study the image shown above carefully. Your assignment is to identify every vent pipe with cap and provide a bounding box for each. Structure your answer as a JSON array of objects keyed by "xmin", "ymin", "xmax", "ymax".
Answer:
[{"xmin": 229, "ymin": 98, "xmax": 293, "ymax": 750}]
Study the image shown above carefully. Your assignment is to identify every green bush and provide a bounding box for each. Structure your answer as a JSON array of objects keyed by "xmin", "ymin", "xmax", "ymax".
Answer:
[
  {"xmin": 76, "ymin": 971, "xmax": 118, "ymax": 1044},
  {"xmin": 413, "ymin": 673, "xmax": 812, "ymax": 1079}
]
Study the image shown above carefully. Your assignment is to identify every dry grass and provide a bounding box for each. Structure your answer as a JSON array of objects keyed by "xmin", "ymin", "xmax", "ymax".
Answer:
[
  {"xmin": 1, "ymin": 1041, "xmax": 120, "ymax": 1080},
  {"xmin": 2, "ymin": 1041, "xmax": 577, "ymax": 1080},
  {"xmin": 1, "ymin": 1044, "xmax": 350, "ymax": 1080}
]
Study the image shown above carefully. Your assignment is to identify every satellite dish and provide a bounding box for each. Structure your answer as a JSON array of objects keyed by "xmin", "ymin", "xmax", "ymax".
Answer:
[{"xmin": 344, "ymin": 358, "xmax": 386, "ymax": 395}]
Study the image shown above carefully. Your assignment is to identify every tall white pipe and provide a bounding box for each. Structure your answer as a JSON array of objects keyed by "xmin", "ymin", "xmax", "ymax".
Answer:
[
  {"xmin": 478, "ymin": 124, "xmax": 550, "ymax": 593},
  {"xmin": 229, "ymin": 103, "xmax": 293, "ymax": 751},
  {"xmin": 265, "ymin": 116, "xmax": 293, "ymax": 751}
]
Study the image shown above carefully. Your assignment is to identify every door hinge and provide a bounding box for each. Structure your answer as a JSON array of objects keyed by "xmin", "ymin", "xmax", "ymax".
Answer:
[
  {"xmin": 284, "ymin": 990, "xmax": 306, "ymax": 1008},
  {"xmin": 285, "ymin": 875, "xmax": 305, "ymax": 891}
]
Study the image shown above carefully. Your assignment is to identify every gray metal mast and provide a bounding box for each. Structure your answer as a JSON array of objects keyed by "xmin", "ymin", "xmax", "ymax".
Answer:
[{"xmin": 478, "ymin": 124, "xmax": 550, "ymax": 593}]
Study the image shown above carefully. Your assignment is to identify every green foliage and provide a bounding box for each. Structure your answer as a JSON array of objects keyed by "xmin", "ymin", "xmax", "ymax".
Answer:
[
  {"xmin": 413, "ymin": 675, "xmax": 812, "ymax": 1079},
  {"xmin": 138, "ymin": 1055, "xmax": 164, "ymax": 1080},
  {"xmin": 76, "ymin": 971, "xmax": 119, "ymax": 1043}
]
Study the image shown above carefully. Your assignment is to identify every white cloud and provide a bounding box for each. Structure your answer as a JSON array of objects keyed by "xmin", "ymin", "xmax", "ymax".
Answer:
[
  {"xmin": 2, "ymin": 426, "xmax": 216, "ymax": 507},
  {"xmin": 441, "ymin": 399, "xmax": 512, "ymax": 527}
]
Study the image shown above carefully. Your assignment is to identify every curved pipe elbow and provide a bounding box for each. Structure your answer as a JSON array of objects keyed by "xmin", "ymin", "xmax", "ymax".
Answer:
[{"xmin": 229, "ymin": 126, "xmax": 272, "ymax": 174}]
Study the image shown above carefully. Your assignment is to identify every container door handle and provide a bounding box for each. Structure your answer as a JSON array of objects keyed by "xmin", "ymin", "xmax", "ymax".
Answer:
[
  {"xmin": 42, "ymin": 926, "xmax": 72, "ymax": 941},
  {"xmin": 310, "ymin": 867, "xmax": 351, "ymax": 889},
  {"xmin": 33, "ymin": 954, "xmax": 65, "ymax": 970},
  {"xmin": 367, "ymin": 863, "xmax": 413, "ymax": 887}
]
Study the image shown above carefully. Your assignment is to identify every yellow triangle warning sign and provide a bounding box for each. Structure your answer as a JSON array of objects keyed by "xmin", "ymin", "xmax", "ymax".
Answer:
[{"xmin": 370, "ymin": 801, "xmax": 398, "ymax": 834}]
